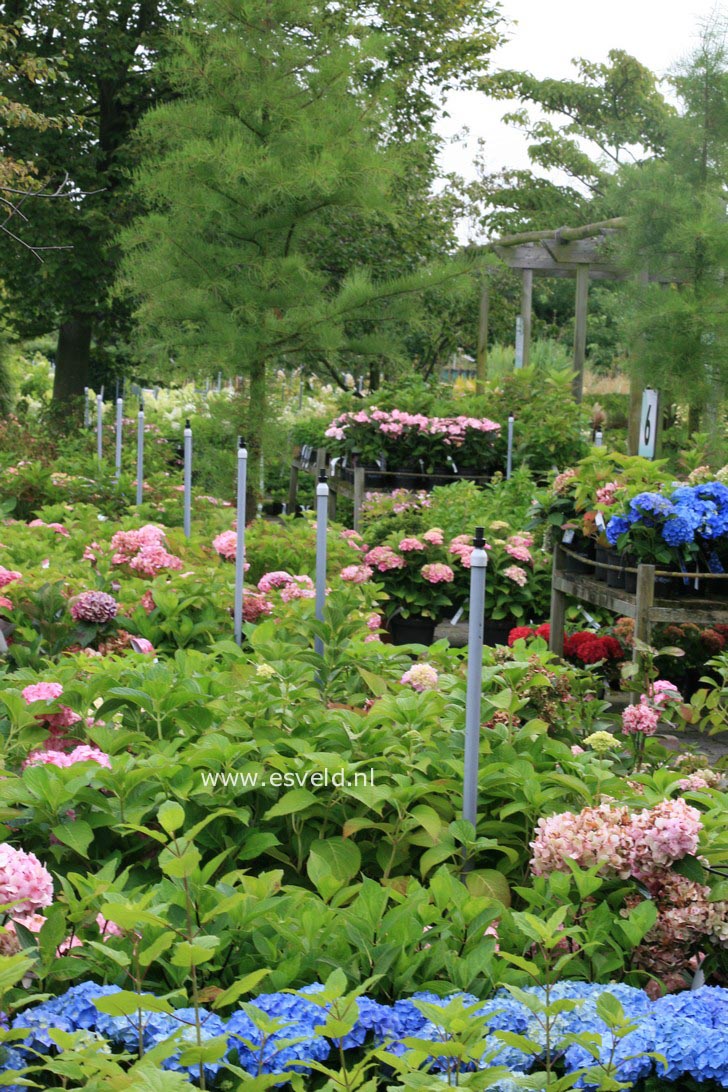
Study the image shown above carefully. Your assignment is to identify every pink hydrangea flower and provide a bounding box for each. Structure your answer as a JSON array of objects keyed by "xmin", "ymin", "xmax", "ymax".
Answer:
[
  {"xmin": 70, "ymin": 591, "xmax": 118, "ymax": 624},
  {"xmin": 364, "ymin": 546, "xmax": 405, "ymax": 572},
  {"xmin": 0, "ymin": 568, "xmax": 22, "ymax": 589},
  {"xmin": 129, "ymin": 637, "xmax": 155, "ymax": 655},
  {"xmin": 23, "ymin": 746, "xmax": 111, "ymax": 770},
  {"xmin": 505, "ymin": 543, "xmax": 533, "ymax": 564},
  {"xmin": 400, "ymin": 664, "xmax": 439, "ymax": 691},
  {"xmin": 242, "ymin": 593, "xmax": 273, "ymax": 622},
  {"xmin": 423, "ymin": 529, "xmax": 445, "ymax": 546},
  {"xmin": 621, "ymin": 702, "xmax": 660, "ymax": 736},
  {"xmin": 649, "ymin": 680, "xmax": 682, "ymax": 706},
  {"xmin": 366, "ymin": 612, "xmax": 382, "ymax": 631},
  {"xmin": 421, "ymin": 562, "xmax": 454, "ymax": 584},
  {"xmin": 341, "ymin": 564, "xmax": 374, "ymax": 583},
  {"xmin": 22, "ymin": 682, "xmax": 63, "ymax": 704},
  {"xmin": 503, "ymin": 565, "xmax": 528, "ymax": 587},
  {"xmin": 0, "ymin": 844, "xmax": 54, "ymax": 914},
  {"xmin": 398, "ymin": 537, "xmax": 425, "ymax": 552},
  {"xmin": 213, "ymin": 530, "xmax": 238, "ymax": 561},
  {"xmin": 258, "ymin": 571, "xmax": 294, "ymax": 593},
  {"xmin": 280, "ymin": 577, "xmax": 316, "ymax": 603}
]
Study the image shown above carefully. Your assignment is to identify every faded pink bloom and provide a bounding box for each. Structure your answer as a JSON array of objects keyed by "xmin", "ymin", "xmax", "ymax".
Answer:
[
  {"xmin": 258, "ymin": 571, "xmax": 294, "ymax": 593},
  {"xmin": 505, "ymin": 543, "xmax": 533, "ymax": 564},
  {"xmin": 129, "ymin": 637, "xmax": 155, "ymax": 655},
  {"xmin": 421, "ymin": 562, "xmax": 454, "ymax": 584},
  {"xmin": 364, "ymin": 546, "xmax": 405, "ymax": 572},
  {"xmin": 0, "ymin": 567, "xmax": 21, "ymax": 589},
  {"xmin": 22, "ymin": 682, "xmax": 63, "ymax": 704},
  {"xmin": 503, "ymin": 565, "xmax": 528, "ymax": 587},
  {"xmin": 70, "ymin": 591, "xmax": 118, "ymax": 624},
  {"xmin": 341, "ymin": 564, "xmax": 373, "ymax": 584},
  {"xmin": 242, "ymin": 593, "xmax": 273, "ymax": 622},
  {"xmin": 571, "ymin": 745, "xmax": 585, "ymax": 755},
  {"xmin": 423, "ymin": 529, "xmax": 445, "ymax": 546},
  {"xmin": 400, "ymin": 664, "xmax": 439, "ymax": 691}
]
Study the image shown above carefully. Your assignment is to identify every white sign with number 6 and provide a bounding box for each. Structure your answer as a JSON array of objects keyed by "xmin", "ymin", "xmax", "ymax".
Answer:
[{"xmin": 638, "ymin": 389, "xmax": 659, "ymax": 459}]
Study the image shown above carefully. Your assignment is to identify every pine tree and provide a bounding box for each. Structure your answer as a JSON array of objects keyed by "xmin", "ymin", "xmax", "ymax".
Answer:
[{"xmin": 118, "ymin": 0, "xmax": 473, "ymax": 488}]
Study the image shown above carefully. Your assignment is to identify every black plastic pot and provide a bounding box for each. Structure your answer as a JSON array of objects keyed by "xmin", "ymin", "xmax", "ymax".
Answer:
[
  {"xmin": 594, "ymin": 545, "xmax": 610, "ymax": 584},
  {"xmin": 483, "ymin": 616, "xmax": 517, "ymax": 647},
  {"xmin": 563, "ymin": 538, "xmax": 595, "ymax": 576},
  {"xmin": 388, "ymin": 616, "xmax": 437, "ymax": 646}
]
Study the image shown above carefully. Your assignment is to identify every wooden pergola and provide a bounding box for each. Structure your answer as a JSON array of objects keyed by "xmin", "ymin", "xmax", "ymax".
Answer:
[{"xmin": 475, "ymin": 217, "xmax": 626, "ymax": 402}]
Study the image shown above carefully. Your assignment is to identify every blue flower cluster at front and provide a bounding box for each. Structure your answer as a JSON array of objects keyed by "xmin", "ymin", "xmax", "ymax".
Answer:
[
  {"xmin": 605, "ymin": 481, "xmax": 728, "ymax": 551},
  {"xmin": 4, "ymin": 979, "xmax": 728, "ymax": 1088}
]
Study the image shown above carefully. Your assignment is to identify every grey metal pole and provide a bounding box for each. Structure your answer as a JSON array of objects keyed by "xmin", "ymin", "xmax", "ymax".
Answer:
[
  {"xmin": 135, "ymin": 401, "xmax": 144, "ymax": 505},
  {"xmin": 115, "ymin": 398, "xmax": 123, "ymax": 478},
  {"xmin": 183, "ymin": 420, "xmax": 192, "ymax": 539},
  {"xmin": 462, "ymin": 527, "xmax": 488, "ymax": 847},
  {"xmin": 233, "ymin": 437, "xmax": 248, "ymax": 646},
  {"xmin": 217, "ymin": 371, "xmax": 222, "ymax": 393},
  {"xmin": 506, "ymin": 415, "xmax": 514, "ymax": 480},
  {"xmin": 96, "ymin": 394, "xmax": 103, "ymax": 467},
  {"xmin": 314, "ymin": 470, "xmax": 329, "ymax": 657}
]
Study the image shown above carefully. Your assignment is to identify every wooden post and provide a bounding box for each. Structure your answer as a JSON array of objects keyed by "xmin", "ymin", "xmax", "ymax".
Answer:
[
  {"xmin": 329, "ymin": 475, "xmax": 337, "ymax": 522},
  {"xmin": 634, "ymin": 563, "xmax": 655, "ymax": 649},
  {"xmin": 353, "ymin": 466, "xmax": 365, "ymax": 533},
  {"xmin": 548, "ymin": 544, "xmax": 566, "ymax": 657},
  {"xmin": 288, "ymin": 461, "xmax": 299, "ymax": 512},
  {"xmin": 476, "ymin": 280, "xmax": 489, "ymax": 395},
  {"xmin": 572, "ymin": 264, "xmax": 589, "ymax": 402},
  {"xmin": 315, "ymin": 447, "xmax": 326, "ymax": 474},
  {"xmin": 521, "ymin": 268, "xmax": 532, "ymax": 368},
  {"xmin": 627, "ymin": 372, "xmax": 643, "ymax": 455}
]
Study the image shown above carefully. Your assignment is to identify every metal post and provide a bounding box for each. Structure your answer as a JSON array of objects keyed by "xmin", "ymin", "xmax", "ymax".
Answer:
[
  {"xmin": 115, "ymin": 398, "xmax": 123, "ymax": 478},
  {"xmin": 462, "ymin": 527, "xmax": 488, "ymax": 850},
  {"xmin": 183, "ymin": 420, "xmax": 192, "ymax": 539},
  {"xmin": 135, "ymin": 401, "xmax": 144, "ymax": 505},
  {"xmin": 96, "ymin": 394, "xmax": 103, "ymax": 467},
  {"xmin": 233, "ymin": 438, "xmax": 248, "ymax": 646},
  {"xmin": 314, "ymin": 471, "xmax": 329, "ymax": 657},
  {"xmin": 506, "ymin": 415, "xmax": 514, "ymax": 480}
]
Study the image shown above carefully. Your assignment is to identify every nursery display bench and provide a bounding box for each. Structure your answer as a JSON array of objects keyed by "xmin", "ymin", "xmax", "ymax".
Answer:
[{"xmin": 548, "ymin": 544, "xmax": 728, "ymax": 657}]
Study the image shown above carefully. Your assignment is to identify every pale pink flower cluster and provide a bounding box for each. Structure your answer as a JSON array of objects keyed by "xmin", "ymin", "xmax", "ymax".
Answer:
[
  {"xmin": 503, "ymin": 564, "xmax": 528, "ymax": 587},
  {"xmin": 22, "ymin": 681, "xmax": 63, "ymax": 704},
  {"xmin": 111, "ymin": 525, "xmax": 183, "ymax": 576},
  {"xmin": 596, "ymin": 481, "xmax": 620, "ymax": 507},
  {"xmin": 366, "ymin": 612, "xmax": 382, "ymax": 631},
  {"xmin": 552, "ymin": 468, "xmax": 577, "ymax": 494},
  {"xmin": 340, "ymin": 529, "xmax": 366, "ymax": 552},
  {"xmin": 400, "ymin": 664, "xmax": 439, "ymax": 691},
  {"xmin": 505, "ymin": 542, "xmax": 532, "ymax": 563},
  {"xmin": 398, "ymin": 537, "xmax": 425, "ymax": 552},
  {"xmin": 23, "ymin": 746, "xmax": 112, "ymax": 771},
  {"xmin": 28, "ymin": 519, "xmax": 69, "ymax": 537},
  {"xmin": 258, "ymin": 571, "xmax": 294, "ymax": 593},
  {"xmin": 0, "ymin": 844, "xmax": 54, "ymax": 915},
  {"xmin": 325, "ymin": 408, "xmax": 500, "ymax": 446},
  {"xmin": 340, "ymin": 564, "xmax": 373, "ymax": 584},
  {"xmin": 212, "ymin": 529, "xmax": 251, "ymax": 570},
  {"xmin": 449, "ymin": 534, "xmax": 476, "ymax": 568},
  {"xmin": 0, "ymin": 567, "xmax": 21, "ymax": 589},
  {"xmin": 421, "ymin": 562, "xmax": 454, "ymax": 584},
  {"xmin": 530, "ymin": 798, "xmax": 701, "ymax": 882},
  {"xmin": 677, "ymin": 770, "xmax": 722, "ymax": 792},
  {"xmin": 621, "ymin": 702, "xmax": 660, "ymax": 736},
  {"xmin": 280, "ymin": 576, "xmax": 315, "ymax": 603},
  {"xmin": 423, "ymin": 528, "xmax": 444, "ymax": 546},
  {"xmin": 364, "ymin": 546, "xmax": 405, "ymax": 572},
  {"xmin": 648, "ymin": 679, "xmax": 681, "ymax": 707}
]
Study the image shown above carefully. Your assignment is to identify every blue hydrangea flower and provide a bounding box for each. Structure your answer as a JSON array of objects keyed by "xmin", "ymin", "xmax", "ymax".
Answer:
[
  {"xmin": 94, "ymin": 997, "xmax": 173, "ymax": 1052},
  {"xmin": 662, "ymin": 516, "xmax": 696, "ymax": 546},
  {"xmin": 629, "ymin": 492, "xmax": 676, "ymax": 521},
  {"xmin": 650, "ymin": 1015, "xmax": 728, "ymax": 1083},
  {"xmin": 226, "ymin": 1007, "xmax": 330, "ymax": 1076},
  {"xmin": 0, "ymin": 1045, "xmax": 28, "ymax": 1092},
  {"xmin": 653, "ymin": 985, "xmax": 728, "ymax": 1029},
  {"xmin": 10, "ymin": 1008, "xmax": 76, "ymax": 1052},
  {"xmin": 143, "ymin": 1007, "xmax": 228, "ymax": 1082},
  {"xmin": 605, "ymin": 515, "xmax": 633, "ymax": 546}
]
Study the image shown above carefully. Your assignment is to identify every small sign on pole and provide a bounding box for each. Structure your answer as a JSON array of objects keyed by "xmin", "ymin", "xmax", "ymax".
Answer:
[
  {"xmin": 233, "ymin": 438, "xmax": 248, "ymax": 646},
  {"xmin": 506, "ymin": 415, "xmax": 514, "ymax": 480},
  {"xmin": 638, "ymin": 389, "xmax": 660, "ymax": 459},
  {"xmin": 183, "ymin": 420, "xmax": 192, "ymax": 539},
  {"xmin": 514, "ymin": 318, "xmax": 524, "ymax": 369},
  {"xmin": 135, "ymin": 401, "xmax": 144, "ymax": 505},
  {"xmin": 115, "ymin": 398, "xmax": 123, "ymax": 478},
  {"xmin": 314, "ymin": 471, "xmax": 329, "ymax": 658},
  {"xmin": 594, "ymin": 430, "xmax": 603, "ymax": 447}
]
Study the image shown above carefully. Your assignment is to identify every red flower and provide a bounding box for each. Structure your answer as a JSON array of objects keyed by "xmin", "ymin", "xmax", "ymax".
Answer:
[{"xmin": 507, "ymin": 625, "xmax": 535, "ymax": 646}]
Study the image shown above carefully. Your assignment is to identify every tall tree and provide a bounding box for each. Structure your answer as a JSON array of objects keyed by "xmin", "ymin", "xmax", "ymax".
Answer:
[
  {"xmin": 0, "ymin": 0, "xmax": 189, "ymax": 403},
  {"xmin": 614, "ymin": 22, "xmax": 728, "ymax": 440},
  {"xmin": 118, "ymin": 0, "xmax": 475, "ymax": 490}
]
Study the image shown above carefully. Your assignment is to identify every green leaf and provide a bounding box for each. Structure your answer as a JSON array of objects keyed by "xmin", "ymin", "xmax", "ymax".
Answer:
[
  {"xmin": 94, "ymin": 991, "xmax": 174, "ymax": 1017},
  {"xmin": 264, "ymin": 788, "xmax": 318, "ymax": 818},
  {"xmin": 158, "ymin": 801, "xmax": 185, "ymax": 834},
  {"xmin": 51, "ymin": 820, "xmax": 93, "ymax": 858},
  {"xmin": 671, "ymin": 854, "xmax": 706, "ymax": 883},
  {"xmin": 212, "ymin": 968, "xmax": 271, "ymax": 1009}
]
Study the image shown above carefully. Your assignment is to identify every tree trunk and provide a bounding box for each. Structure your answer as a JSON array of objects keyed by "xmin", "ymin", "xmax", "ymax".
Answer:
[
  {"xmin": 246, "ymin": 358, "xmax": 267, "ymax": 516},
  {"xmin": 53, "ymin": 317, "xmax": 92, "ymax": 403},
  {"xmin": 688, "ymin": 402, "xmax": 701, "ymax": 436}
]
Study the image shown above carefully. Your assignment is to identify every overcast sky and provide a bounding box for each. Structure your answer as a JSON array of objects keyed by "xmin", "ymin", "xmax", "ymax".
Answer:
[{"xmin": 438, "ymin": 0, "xmax": 724, "ymax": 199}]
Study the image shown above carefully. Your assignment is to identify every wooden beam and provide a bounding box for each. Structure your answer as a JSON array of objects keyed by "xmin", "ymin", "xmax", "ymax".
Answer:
[
  {"xmin": 479, "ymin": 216, "xmax": 626, "ymax": 251},
  {"xmin": 543, "ymin": 237, "xmax": 612, "ymax": 264},
  {"xmin": 572, "ymin": 264, "xmax": 589, "ymax": 403}
]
